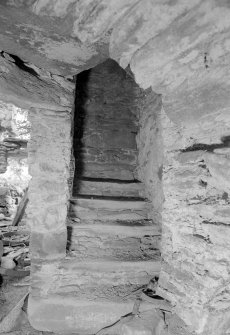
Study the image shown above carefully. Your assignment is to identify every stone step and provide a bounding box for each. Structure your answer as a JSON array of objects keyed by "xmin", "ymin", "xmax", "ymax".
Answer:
[
  {"xmin": 70, "ymin": 219, "xmax": 155, "ymax": 226},
  {"xmin": 28, "ymin": 296, "xmax": 154, "ymax": 334},
  {"xmin": 74, "ymin": 161, "xmax": 135, "ymax": 180},
  {"xmin": 47, "ymin": 259, "xmax": 161, "ymax": 300},
  {"xmin": 72, "ymin": 177, "xmax": 145, "ymax": 198},
  {"xmin": 69, "ymin": 195, "xmax": 151, "ymax": 221},
  {"xmin": 67, "ymin": 224, "xmax": 161, "ymax": 261}
]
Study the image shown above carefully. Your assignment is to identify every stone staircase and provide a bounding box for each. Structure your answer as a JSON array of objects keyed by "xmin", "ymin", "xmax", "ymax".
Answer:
[
  {"xmin": 68, "ymin": 177, "xmax": 161, "ymax": 296},
  {"xmin": 31, "ymin": 179, "xmax": 162, "ymax": 333},
  {"xmin": 70, "ymin": 177, "xmax": 151, "ymax": 223}
]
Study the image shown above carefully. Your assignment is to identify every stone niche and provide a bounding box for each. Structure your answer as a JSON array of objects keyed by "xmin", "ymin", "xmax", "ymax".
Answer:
[{"xmin": 28, "ymin": 59, "xmax": 164, "ymax": 334}]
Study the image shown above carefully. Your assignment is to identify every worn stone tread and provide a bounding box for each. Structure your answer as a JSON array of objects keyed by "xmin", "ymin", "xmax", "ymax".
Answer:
[
  {"xmin": 68, "ymin": 224, "xmax": 161, "ymax": 260},
  {"xmin": 75, "ymin": 161, "xmax": 135, "ymax": 180},
  {"xmin": 69, "ymin": 223, "xmax": 161, "ymax": 237},
  {"xmin": 61, "ymin": 259, "xmax": 161, "ymax": 273},
  {"xmin": 38, "ymin": 259, "xmax": 161, "ymax": 302},
  {"xmin": 28, "ymin": 296, "xmax": 154, "ymax": 334},
  {"xmin": 72, "ymin": 178, "xmax": 145, "ymax": 197},
  {"xmin": 69, "ymin": 197, "xmax": 151, "ymax": 221},
  {"xmin": 72, "ymin": 194, "xmax": 145, "ymax": 201},
  {"xmin": 70, "ymin": 219, "xmax": 155, "ymax": 226}
]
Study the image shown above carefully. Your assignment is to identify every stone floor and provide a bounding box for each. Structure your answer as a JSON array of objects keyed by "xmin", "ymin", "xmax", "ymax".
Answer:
[{"xmin": 0, "ymin": 276, "xmax": 76, "ymax": 335}]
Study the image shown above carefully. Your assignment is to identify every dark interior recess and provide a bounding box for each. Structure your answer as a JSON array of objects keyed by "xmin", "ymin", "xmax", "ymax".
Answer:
[{"xmin": 72, "ymin": 59, "xmax": 143, "ymax": 197}]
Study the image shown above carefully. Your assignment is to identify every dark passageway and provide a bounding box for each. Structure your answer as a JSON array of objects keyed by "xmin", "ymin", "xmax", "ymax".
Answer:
[
  {"xmin": 70, "ymin": 59, "xmax": 153, "ymax": 224},
  {"xmin": 72, "ymin": 59, "xmax": 141, "ymax": 191}
]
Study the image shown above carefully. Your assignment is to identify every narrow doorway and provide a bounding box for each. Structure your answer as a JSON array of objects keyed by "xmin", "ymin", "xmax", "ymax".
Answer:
[{"xmin": 71, "ymin": 59, "xmax": 153, "ymax": 225}]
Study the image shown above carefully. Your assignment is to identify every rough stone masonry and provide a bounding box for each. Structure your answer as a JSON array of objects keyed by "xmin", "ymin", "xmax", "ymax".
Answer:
[{"xmin": 0, "ymin": 1, "xmax": 230, "ymax": 335}]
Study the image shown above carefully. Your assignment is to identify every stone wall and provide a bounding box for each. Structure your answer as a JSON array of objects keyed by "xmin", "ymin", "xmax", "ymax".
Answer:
[
  {"xmin": 156, "ymin": 108, "xmax": 230, "ymax": 334},
  {"xmin": 136, "ymin": 89, "xmax": 163, "ymax": 224},
  {"xmin": 27, "ymin": 106, "xmax": 74, "ymax": 329},
  {"xmin": 73, "ymin": 59, "xmax": 140, "ymax": 182}
]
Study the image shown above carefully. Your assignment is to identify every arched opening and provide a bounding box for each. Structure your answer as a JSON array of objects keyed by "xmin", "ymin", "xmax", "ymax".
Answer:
[
  {"xmin": 0, "ymin": 56, "xmax": 164, "ymax": 334},
  {"xmin": 66, "ymin": 58, "xmax": 163, "ymax": 305},
  {"xmin": 70, "ymin": 59, "xmax": 163, "ymax": 225}
]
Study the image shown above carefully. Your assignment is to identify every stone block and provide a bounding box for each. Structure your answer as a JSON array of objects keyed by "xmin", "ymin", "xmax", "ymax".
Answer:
[
  {"xmin": 51, "ymin": 259, "xmax": 160, "ymax": 300},
  {"xmin": 69, "ymin": 196, "xmax": 151, "ymax": 222},
  {"xmin": 68, "ymin": 224, "xmax": 161, "ymax": 261},
  {"xmin": 30, "ymin": 229, "xmax": 67, "ymax": 260}
]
